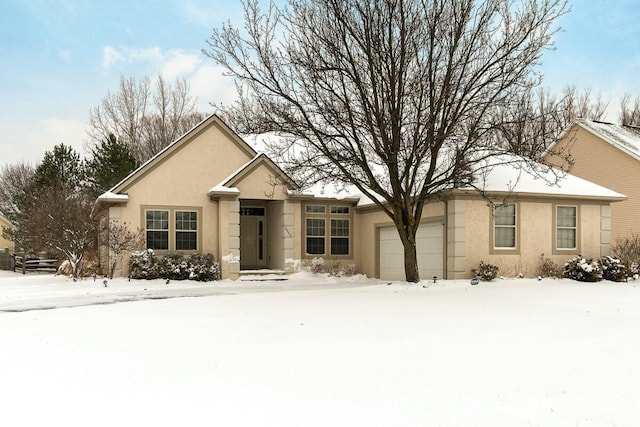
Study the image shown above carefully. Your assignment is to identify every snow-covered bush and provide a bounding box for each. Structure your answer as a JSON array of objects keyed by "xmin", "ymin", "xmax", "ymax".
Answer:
[
  {"xmin": 472, "ymin": 261, "xmax": 499, "ymax": 281},
  {"xmin": 129, "ymin": 249, "xmax": 161, "ymax": 279},
  {"xmin": 536, "ymin": 253, "xmax": 561, "ymax": 279},
  {"xmin": 600, "ymin": 256, "xmax": 627, "ymax": 282},
  {"xmin": 160, "ymin": 253, "xmax": 191, "ymax": 280},
  {"xmin": 128, "ymin": 250, "xmax": 220, "ymax": 281},
  {"xmin": 563, "ymin": 256, "xmax": 602, "ymax": 282},
  {"xmin": 187, "ymin": 253, "xmax": 221, "ymax": 281}
]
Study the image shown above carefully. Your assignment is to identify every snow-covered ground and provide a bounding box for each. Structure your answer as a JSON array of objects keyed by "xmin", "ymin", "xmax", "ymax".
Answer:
[{"xmin": 1, "ymin": 270, "xmax": 639, "ymax": 426}]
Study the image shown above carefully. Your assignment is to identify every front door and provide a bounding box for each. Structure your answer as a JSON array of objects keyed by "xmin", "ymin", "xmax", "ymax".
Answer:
[{"xmin": 240, "ymin": 207, "xmax": 266, "ymax": 270}]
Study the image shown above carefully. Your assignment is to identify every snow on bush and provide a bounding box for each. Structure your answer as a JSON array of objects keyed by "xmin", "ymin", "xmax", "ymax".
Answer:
[
  {"xmin": 472, "ymin": 261, "xmax": 499, "ymax": 281},
  {"xmin": 129, "ymin": 250, "xmax": 220, "ymax": 281},
  {"xmin": 563, "ymin": 255, "xmax": 602, "ymax": 282},
  {"xmin": 600, "ymin": 255, "xmax": 627, "ymax": 282}
]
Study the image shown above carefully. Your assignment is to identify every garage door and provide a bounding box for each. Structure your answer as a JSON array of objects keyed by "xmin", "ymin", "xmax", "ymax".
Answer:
[{"xmin": 379, "ymin": 222, "xmax": 444, "ymax": 281}]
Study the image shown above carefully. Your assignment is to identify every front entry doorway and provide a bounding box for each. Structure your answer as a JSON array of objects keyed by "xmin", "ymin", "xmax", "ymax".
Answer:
[{"xmin": 240, "ymin": 206, "xmax": 266, "ymax": 270}]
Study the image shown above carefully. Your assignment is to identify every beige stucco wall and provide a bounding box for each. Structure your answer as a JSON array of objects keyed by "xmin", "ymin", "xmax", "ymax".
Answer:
[
  {"xmin": 354, "ymin": 201, "xmax": 446, "ymax": 279},
  {"xmin": 462, "ymin": 197, "xmax": 608, "ymax": 278},
  {"xmin": 106, "ymin": 119, "xmax": 258, "ymax": 277},
  {"xmin": 546, "ymin": 125, "xmax": 639, "ymax": 242},
  {"xmin": 353, "ymin": 196, "xmax": 611, "ymax": 280},
  {"xmin": 0, "ymin": 216, "xmax": 13, "ymax": 253}
]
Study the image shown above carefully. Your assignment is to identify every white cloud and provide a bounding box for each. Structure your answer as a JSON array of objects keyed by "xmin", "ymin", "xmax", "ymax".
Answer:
[
  {"xmin": 129, "ymin": 47, "xmax": 164, "ymax": 63},
  {"xmin": 189, "ymin": 64, "xmax": 238, "ymax": 112},
  {"xmin": 161, "ymin": 50, "xmax": 202, "ymax": 81},
  {"xmin": 102, "ymin": 45, "xmax": 124, "ymax": 68}
]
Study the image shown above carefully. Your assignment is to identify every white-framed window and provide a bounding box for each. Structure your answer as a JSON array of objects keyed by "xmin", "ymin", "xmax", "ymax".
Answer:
[
  {"xmin": 175, "ymin": 211, "xmax": 197, "ymax": 250},
  {"xmin": 331, "ymin": 219, "xmax": 350, "ymax": 255},
  {"xmin": 144, "ymin": 207, "xmax": 200, "ymax": 252},
  {"xmin": 304, "ymin": 204, "xmax": 351, "ymax": 256},
  {"xmin": 494, "ymin": 204, "xmax": 516, "ymax": 249},
  {"xmin": 306, "ymin": 205, "xmax": 326, "ymax": 214},
  {"xmin": 556, "ymin": 206, "xmax": 577, "ymax": 249},
  {"xmin": 306, "ymin": 218, "xmax": 325, "ymax": 255},
  {"xmin": 146, "ymin": 210, "xmax": 169, "ymax": 250}
]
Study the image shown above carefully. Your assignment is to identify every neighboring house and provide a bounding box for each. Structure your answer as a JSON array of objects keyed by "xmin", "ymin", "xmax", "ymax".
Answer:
[
  {"xmin": 546, "ymin": 119, "xmax": 640, "ymax": 243},
  {"xmin": 0, "ymin": 212, "xmax": 14, "ymax": 253},
  {"xmin": 94, "ymin": 114, "xmax": 625, "ymax": 280}
]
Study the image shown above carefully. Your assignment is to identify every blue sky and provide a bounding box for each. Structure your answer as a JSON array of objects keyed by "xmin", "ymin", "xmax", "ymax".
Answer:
[{"xmin": 1, "ymin": 0, "xmax": 640, "ymax": 166}]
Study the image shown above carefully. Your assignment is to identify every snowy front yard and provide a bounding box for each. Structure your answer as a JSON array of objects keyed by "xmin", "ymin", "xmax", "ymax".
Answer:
[{"xmin": 1, "ymin": 271, "xmax": 639, "ymax": 426}]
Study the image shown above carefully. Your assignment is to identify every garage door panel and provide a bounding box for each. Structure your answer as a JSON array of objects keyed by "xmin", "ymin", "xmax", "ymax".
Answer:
[{"xmin": 379, "ymin": 223, "xmax": 443, "ymax": 281}]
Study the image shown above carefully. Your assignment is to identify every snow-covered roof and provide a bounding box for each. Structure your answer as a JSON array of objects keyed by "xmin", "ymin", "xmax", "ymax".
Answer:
[
  {"xmin": 96, "ymin": 191, "xmax": 129, "ymax": 203},
  {"xmin": 466, "ymin": 157, "xmax": 626, "ymax": 200},
  {"xmin": 570, "ymin": 119, "xmax": 640, "ymax": 161}
]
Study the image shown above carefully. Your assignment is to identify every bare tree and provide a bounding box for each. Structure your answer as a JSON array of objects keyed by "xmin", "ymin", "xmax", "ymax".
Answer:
[
  {"xmin": 560, "ymin": 86, "xmax": 608, "ymax": 124},
  {"xmin": 100, "ymin": 220, "xmax": 143, "ymax": 279},
  {"xmin": 88, "ymin": 75, "xmax": 206, "ymax": 164},
  {"xmin": 204, "ymin": 0, "xmax": 569, "ymax": 282},
  {"xmin": 619, "ymin": 92, "xmax": 640, "ymax": 126},
  {"xmin": 493, "ymin": 85, "xmax": 608, "ymax": 159}
]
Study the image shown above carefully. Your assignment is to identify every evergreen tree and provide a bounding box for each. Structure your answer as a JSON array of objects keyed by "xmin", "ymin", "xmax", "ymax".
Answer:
[{"xmin": 85, "ymin": 134, "xmax": 137, "ymax": 199}]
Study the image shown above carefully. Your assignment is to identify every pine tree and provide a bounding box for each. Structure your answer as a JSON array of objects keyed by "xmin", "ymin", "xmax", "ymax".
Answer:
[{"xmin": 85, "ymin": 134, "xmax": 137, "ymax": 199}]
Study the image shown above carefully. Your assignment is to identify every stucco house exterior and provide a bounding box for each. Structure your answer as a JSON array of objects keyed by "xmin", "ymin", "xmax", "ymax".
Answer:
[
  {"xmin": 94, "ymin": 115, "xmax": 625, "ymax": 280},
  {"xmin": 546, "ymin": 119, "xmax": 640, "ymax": 243},
  {"xmin": 0, "ymin": 212, "xmax": 14, "ymax": 253}
]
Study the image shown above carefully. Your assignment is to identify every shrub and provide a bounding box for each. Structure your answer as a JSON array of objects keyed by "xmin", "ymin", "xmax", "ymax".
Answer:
[
  {"xmin": 563, "ymin": 255, "xmax": 602, "ymax": 282},
  {"xmin": 303, "ymin": 257, "xmax": 358, "ymax": 276},
  {"xmin": 187, "ymin": 253, "xmax": 221, "ymax": 281},
  {"xmin": 129, "ymin": 249, "xmax": 161, "ymax": 279},
  {"xmin": 472, "ymin": 261, "xmax": 499, "ymax": 281},
  {"xmin": 612, "ymin": 233, "xmax": 640, "ymax": 277},
  {"xmin": 536, "ymin": 253, "xmax": 561, "ymax": 278},
  {"xmin": 600, "ymin": 256, "xmax": 627, "ymax": 282},
  {"xmin": 128, "ymin": 250, "xmax": 220, "ymax": 281}
]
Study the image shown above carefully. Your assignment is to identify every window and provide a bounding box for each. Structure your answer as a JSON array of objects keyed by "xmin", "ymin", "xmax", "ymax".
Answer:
[
  {"xmin": 306, "ymin": 205, "xmax": 325, "ymax": 214},
  {"xmin": 144, "ymin": 207, "xmax": 200, "ymax": 252},
  {"xmin": 304, "ymin": 204, "xmax": 351, "ymax": 256},
  {"xmin": 331, "ymin": 219, "xmax": 349, "ymax": 255},
  {"xmin": 175, "ymin": 211, "xmax": 197, "ymax": 250},
  {"xmin": 306, "ymin": 218, "xmax": 325, "ymax": 255},
  {"xmin": 494, "ymin": 204, "xmax": 516, "ymax": 249},
  {"xmin": 146, "ymin": 210, "xmax": 169, "ymax": 250},
  {"xmin": 557, "ymin": 206, "xmax": 577, "ymax": 249}
]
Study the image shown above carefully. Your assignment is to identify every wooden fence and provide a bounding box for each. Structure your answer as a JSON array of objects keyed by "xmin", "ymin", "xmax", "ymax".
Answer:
[{"xmin": 13, "ymin": 253, "xmax": 58, "ymax": 274}]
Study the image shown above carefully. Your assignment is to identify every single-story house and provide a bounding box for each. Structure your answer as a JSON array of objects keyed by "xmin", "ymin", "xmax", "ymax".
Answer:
[
  {"xmin": 0, "ymin": 212, "xmax": 14, "ymax": 253},
  {"xmin": 545, "ymin": 119, "xmax": 640, "ymax": 243},
  {"xmin": 94, "ymin": 115, "xmax": 625, "ymax": 280}
]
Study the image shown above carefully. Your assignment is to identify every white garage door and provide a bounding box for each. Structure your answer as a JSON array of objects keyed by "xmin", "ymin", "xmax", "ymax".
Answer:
[{"xmin": 379, "ymin": 222, "xmax": 444, "ymax": 281}]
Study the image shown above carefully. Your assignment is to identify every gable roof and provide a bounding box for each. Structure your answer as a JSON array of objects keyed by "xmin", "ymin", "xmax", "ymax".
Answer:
[
  {"xmin": 550, "ymin": 118, "xmax": 640, "ymax": 162},
  {"xmin": 208, "ymin": 153, "xmax": 299, "ymax": 197},
  {"xmin": 106, "ymin": 114, "xmax": 258, "ymax": 195}
]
